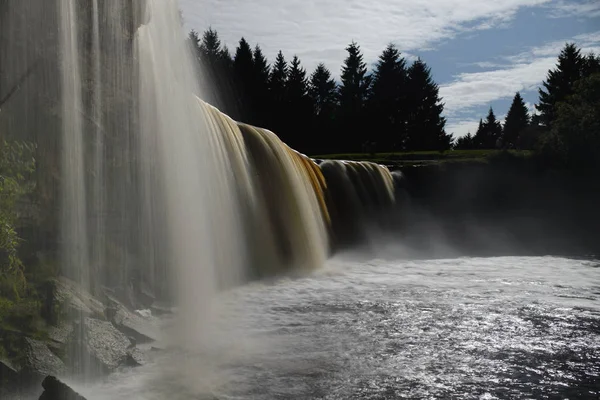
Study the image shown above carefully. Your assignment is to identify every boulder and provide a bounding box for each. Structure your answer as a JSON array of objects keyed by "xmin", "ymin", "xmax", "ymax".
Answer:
[
  {"xmin": 38, "ymin": 375, "xmax": 86, "ymax": 400},
  {"xmin": 105, "ymin": 295, "xmax": 160, "ymax": 344},
  {"xmin": 52, "ymin": 278, "xmax": 105, "ymax": 319},
  {"xmin": 83, "ymin": 318, "xmax": 131, "ymax": 372},
  {"xmin": 24, "ymin": 338, "xmax": 67, "ymax": 377}
]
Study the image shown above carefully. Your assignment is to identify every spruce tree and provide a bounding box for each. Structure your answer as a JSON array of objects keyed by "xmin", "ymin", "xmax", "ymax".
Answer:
[
  {"xmin": 537, "ymin": 43, "xmax": 585, "ymax": 127},
  {"xmin": 405, "ymin": 59, "xmax": 451, "ymax": 151},
  {"xmin": 473, "ymin": 119, "xmax": 484, "ymax": 148},
  {"xmin": 252, "ymin": 45, "xmax": 271, "ymax": 127},
  {"xmin": 502, "ymin": 92, "xmax": 530, "ymax": 149},
  {"xmin": 479, "ymin": 107, "xmax": 503, "ymax": 149},
  {"xmin": 455, "ymin": 132, "xmax": 475, "ymax": 150},
  {"xmin": 268, "ymin": 51, "xmax": 288, "ymax": 136},
  {"xmin": 369, "ymin": 44, "xmax": 407, "ymax": 151},
  {"xmin": 309, "ymin": 63, "xmax": 338, "ymax": 154},
  {"xmin": 339, "ymin": 41, "xmax": 371, "ymax": 152},
  {"xmin": 285, "ymin": 56, "xmax": 312, "ymax": 151},
  {"xmin": 233, "ymin": 37, "xmax": 255, "ymax": 121}
]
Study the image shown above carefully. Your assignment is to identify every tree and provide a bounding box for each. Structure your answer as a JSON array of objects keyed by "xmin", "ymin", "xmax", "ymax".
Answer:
[
  {"xmin": 308, "ymin": 63, "xmax": 338, "ymax": 154},
  {"xmin": 268, "ymin": 51, "xmax": 288, "ymax": 136},
  {"xmin": 502, "ymin": 92, "xmax": 530, "ymax": 149},
  {"xmin": 338, "ymin": 41, "xmax": 371, "ymax": 152},
  {"xmin": 405, "ymin": 59, "xmax": 452, "ymax": 151},
  {"xmin": 251, "ymin": 45, "xmax": 271, "ymax": 127},
  {"xmin": 454, "ymin": 132, "xmax": 475, "ymax": 150},
  {"xmin": 233, "ymin": 37, "xmax": 255, "ymax": 121},
  {"xmin": 537, "ymin": 43, "xmax": 585, "ymax": 127},
  {"xmin": 540, "ymin": 72, "xmax": 600, "ymax": 169},
  {"xmin": 284, "ymin": 56, "xmax": 312, "ymax": 151},
  {"xmin": 476, "ymin": 108, "xmax": 503, "ymax": 149},
  {"xmin": 368, "ymin": 44, "xmax": 407, "ymax": 151}
]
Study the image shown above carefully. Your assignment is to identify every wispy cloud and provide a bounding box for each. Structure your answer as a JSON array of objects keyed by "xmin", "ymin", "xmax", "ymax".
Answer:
[
  {"xmin": 546, "ymin": 0, "xmax": 600, "ymax": 18},
  {"xmin": 440, "ymin": 30, "xmax": 600, "ymax": 137},
  {"xmin": 180, "ymin": 0, "xmax": 550, "ymax": 73}
]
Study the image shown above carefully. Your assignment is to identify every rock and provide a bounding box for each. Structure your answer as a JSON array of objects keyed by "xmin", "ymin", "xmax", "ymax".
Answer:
[
  {"xmin": 0, "ymin": 358, "xmax": 19, "ymax": 381},
  {"xmin": 84, "ymin": 318, "xmax": 131, "ymax": 372},
  {"xmin": 38, "ymin": 375, "xmax": 86, "ymax": 400},
  {"xmin": 123, "ymin": 347, "xmax": 145, "ymax": 367},
  {"xmin": 105, "ymin": 295, "xmax": 160, "ymax": 344},
  {"xmin": 150, "ymin": 302, "xmax": 174, "ymax": 316},
  {"xmin": 24, "ymin": 338, "xmax": 67, "ymax": 377},
  {"xmin": 53, "ymin": 277, "xmax": 105, "ymax": 319}
]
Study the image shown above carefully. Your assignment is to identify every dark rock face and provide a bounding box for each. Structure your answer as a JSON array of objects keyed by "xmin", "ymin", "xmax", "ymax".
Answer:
[
  {"xmin": 84, "ymin": 318, "xmax": 131, "ymax": 372},
  {"xmin": 38, "ymin": 376, "xmax": 86, "ymax": 400},
  {"xmin": 24, "ymin": 338, "xmax": 67, "ymax": 377}
]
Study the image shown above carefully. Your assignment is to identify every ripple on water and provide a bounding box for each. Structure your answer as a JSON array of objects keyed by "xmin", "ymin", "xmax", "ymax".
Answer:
[{"xmin": 79, "ymin": 256, "xmax": 599, "ymax": 400}]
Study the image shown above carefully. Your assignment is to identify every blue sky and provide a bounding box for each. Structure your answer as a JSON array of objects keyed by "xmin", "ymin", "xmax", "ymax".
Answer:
[{"xmin": 180, "ymin": 0, "xmax": 600, "ymax": 138}]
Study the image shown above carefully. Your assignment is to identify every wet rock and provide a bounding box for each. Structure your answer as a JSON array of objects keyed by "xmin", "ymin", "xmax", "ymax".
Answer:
[
  {"xmin": 150, "ymin": 302, "xmax": 173, "ymax": 316},
  {"xmin": 0, "ymin": 358, "xmax": 19, "ymax": 380},
  {"xmin": 24, "ymin": 338, "xmax": 67, "ymax": 377},
  {"xmin": 105, "ymin": 295, "xmax": 160, "ymax": 344},
  {"xmin": 84, "ymin": 318, "xmax": 130, "ymax": 372},
  {"xmin": 38, "ymin": 375, "xmax": 86, "ymax": 400},
  {"xmin": 53, "ymin": 277, "xmax": 105, "ymax": 319},
  {"xmin": 123, "ymin": 347, "xmax": 145, "ymax": 367}
]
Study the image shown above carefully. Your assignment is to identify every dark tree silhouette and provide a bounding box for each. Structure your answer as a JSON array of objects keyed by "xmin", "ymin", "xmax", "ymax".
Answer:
[
  {"xmin": 233, "ymin": 37, "xmax": 255, "ymax": 121},
  {"xmin": 405, "ymin": 59, "xmax": 451, "ymax": 151},
  {"xmin": 338, "ymin": 41, "xmax": 371, "ymax": 152},
  {"xmin": 268, "ymin": 51, "xmax": 288, "ymax": 135},
  {"xmin": 368, "ymin": 44, "xmax": 408, "ymax": 151},
  {"xmin": 537, "ymin": 43, "xmax": 585, "ymax": 128},
  {"xmin": 251, "ymin": 45, "xmax": 271, "ymax": 127},
  {"xmin": 454, "ymin": 132, "xmax": 475, "ymax": 150},
  {"xmin": 502, "ymin": 92, "xmax": 530, "ymax": 149},
  {"xmin": 285, "ymin": 55, "xmax": 312, "ymax": 151},
  {"xmin": 474, "ymin": 107, "xmax": 503, "ymax": 149},
  {"xmin": 308, "ymin": 63, "xmax": 338, "ymax": 154}
]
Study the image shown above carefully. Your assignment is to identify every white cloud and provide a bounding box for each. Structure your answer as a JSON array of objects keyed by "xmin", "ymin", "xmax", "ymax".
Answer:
[
  {"xmin": 179, "ymin": 0, "xmax": 549, "ymax": 74},
  {"xmin": 440, "ymin": 30, "xmax": 600, "ymax": 136},
  {"xmin": 547, "ymin": 0, "xmax": 600, "ymax": 18},
  {"xmin": 446, "ymin": 119, "xmax": 480, "ymax": 137}
]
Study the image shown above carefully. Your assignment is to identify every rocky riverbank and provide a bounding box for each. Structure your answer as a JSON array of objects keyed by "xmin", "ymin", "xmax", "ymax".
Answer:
[{"xmin": 0, "ymin": 276, "xmax": 170, "ymax": 399}]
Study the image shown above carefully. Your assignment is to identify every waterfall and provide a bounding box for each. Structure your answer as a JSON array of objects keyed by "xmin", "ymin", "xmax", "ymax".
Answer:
[{"xmin": 1, "ymin": 0, "xmax": 398, "ymax": 381}]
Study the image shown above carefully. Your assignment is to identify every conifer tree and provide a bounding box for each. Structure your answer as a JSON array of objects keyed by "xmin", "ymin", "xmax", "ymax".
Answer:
[
  {"xmin": 309, "ymin": 63, "xmax": 338, "ymax": 154},
  {"xmin": 502, "ymin": 92, "xmax": 530, "ymax": 149},
  {"xmin": 339, "ymin": 41, "xmax": 371, "ymax": 152},
  {"xmin": 477, "ymin": 107, "xmax": 503, "ymax": 149},
  {"xmin": 474, "ymin": 118, "xmax": 484, "ymax": 148},
  {"xmin": 405, "ymin": 59, "xmax": 451, "ymax": 151},
  {"xmin": 285, "ymin": 56, "xmax": 312, "ymax": 151},
  {"xmin": 268, "ymin": 51, "xmax": 288, "ymax": 137},
  {"xmin": 455, "ymin": 132, "xmax": 475, "ymax": 150},
  {"xmin": 537, "ymin": 43, "xmax": 585, "ymax": 127},
  {"xmin": 251, "ymin": 45, "xmax": 271, "ymax": 126},
  {"xmin": 233, "ymin": 37, "xmax": 255, "ymax": 121},
  {"xmin": 369, "ymin": 44, "xmax": 407, "ymax": 150}
]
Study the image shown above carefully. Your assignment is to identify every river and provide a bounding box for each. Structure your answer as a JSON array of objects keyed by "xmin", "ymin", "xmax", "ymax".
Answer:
[{"xmin": 73, "ymin": 256, "xmax": 600, "ymax": 399}]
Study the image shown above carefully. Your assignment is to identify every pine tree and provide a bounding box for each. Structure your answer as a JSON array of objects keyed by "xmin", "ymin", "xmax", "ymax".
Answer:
[
  {"xmin": 339, "ymin": 41, "xmax": 371, "ymax": 152},
  {"xmin": 405, "ymin": 59, "xmax": 451, "ymax": 151},
  {"xmin": 285, "ymin": 56, "xmax": 312, "ymax": 151},
  {"xmin": 369, "ymin": 44, "xmax": 407, "ymax": 150},
  {"xmin": 309, "ymin": 63, "xmax": 337, "ymax": 117},
  {"xmin": 537, "ymin": 43, "xmax": 585, "ymax": 127},
  {"xmin": 267, "ymin": 51, "xmax": 288, "ymax": 137},
  {"xmin": 477, "ymin": 107, "xmax": 503, "ymax": 149},
  {"xmin": 583, "ymin": 52, "xmax": 600, "ymax": 76},
  {"xmin": 251, "ymin": 45, "xmax": 271, "ymax": 127},
  {"xmin": 233, "ymin": 37, "xmax": 255, "ymax": 121},
  {"xmin": 502, "ymin": 92, "xmax": 530, "ymax": 149},
  {"xmin": 455, "ymin": 132, "xmax": 475, "ymax": 150}
]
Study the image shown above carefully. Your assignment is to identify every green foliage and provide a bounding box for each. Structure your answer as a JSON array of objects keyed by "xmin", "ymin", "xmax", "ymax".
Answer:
[
  {"xmin": 0, "ymin": 140, "xmax": 35, "ymax": 300},
  {"xmin": 537, "ymin": 43, "xmax": 585, "ymax": 127},
  {"xmin": 474, "ymin": 108, "xmax": 503, "ymax": 149},
  {"xmin": 540, "ymin": 73, "xmax": 600, "ymax": 169}
]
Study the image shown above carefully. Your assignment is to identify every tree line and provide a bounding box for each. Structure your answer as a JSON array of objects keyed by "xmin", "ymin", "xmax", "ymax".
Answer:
[
  {"xmin": 188, "ymin": 29, "xmax": 452, "ymax": 155},
  {"xmin": 455, "ymin": 43, "xmax": 600, "ymax": 164}
]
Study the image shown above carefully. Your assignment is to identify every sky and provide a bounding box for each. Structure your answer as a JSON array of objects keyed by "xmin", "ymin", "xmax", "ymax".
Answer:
[{"xmin": 179, "ymin": 0, "xmax": 600, "ymax": 138}]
